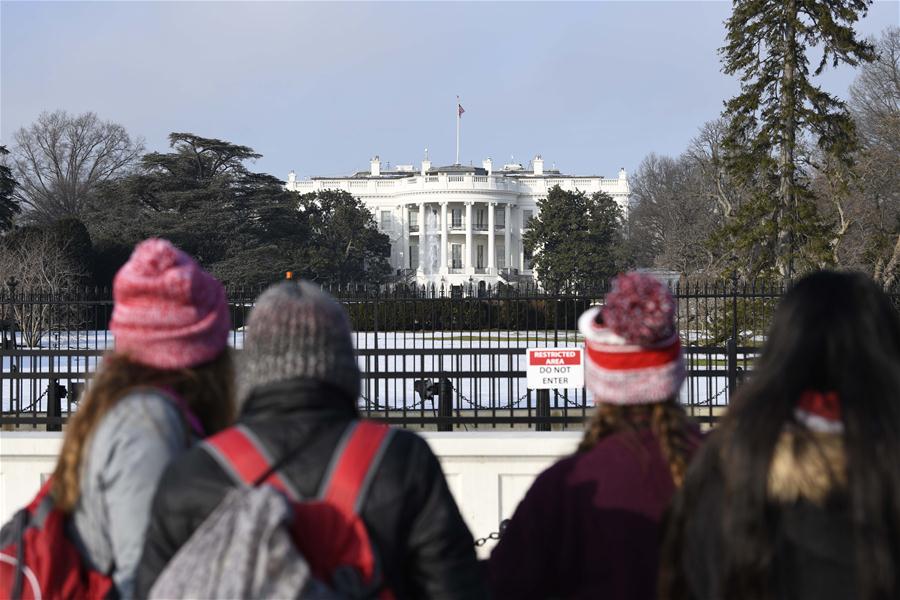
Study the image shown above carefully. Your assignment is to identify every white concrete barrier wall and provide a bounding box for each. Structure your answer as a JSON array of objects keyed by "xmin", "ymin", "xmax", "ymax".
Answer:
[
  {"xmin": 424, "ymin": 432, "xmax": 580, "ymax": 556},
  {"xmin": 0, "ymin": 431, "xmax": 580, "ymax": 558},
  {"xmin": 0, "ymin": 433, "xmax": 62, "ymax": 527}
]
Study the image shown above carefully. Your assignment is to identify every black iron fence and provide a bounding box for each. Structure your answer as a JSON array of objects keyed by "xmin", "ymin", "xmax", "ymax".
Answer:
[{"xmin": 3, "ymin": 280, "xmax": 896, "ymax": 430}]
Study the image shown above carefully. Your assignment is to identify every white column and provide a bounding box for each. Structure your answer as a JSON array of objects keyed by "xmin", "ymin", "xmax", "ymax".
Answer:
[
  {"xmin": 487, "ymin": 202, "xmax": 496, "ymax": 273},
  {"xmin": 417, "ymin": 201, "xmax": 426, "ymax": 275},
  {"xmin": 504, "ymin": 204, "xmax": 512, "ymax": 272},
  {"xmin": 398, "ymin": 204, "xmax": 407, "ymax": 272},
  {"xmin": 465, "ymin": 201, "xmax": 473, "ymax": 274},
  {"xmin": 440, "ymin": 202, "xmax": 449, "ymax": 274}
]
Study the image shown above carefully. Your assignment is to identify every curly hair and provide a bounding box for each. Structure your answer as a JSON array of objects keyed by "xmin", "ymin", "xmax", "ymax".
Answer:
[
  {"xmin": 578, "ymin": 398, "xmax": 695, "ymax": 487},
  {"xmin": 51, "ymin": 350, "xmax": 235, "ymax": 512}
]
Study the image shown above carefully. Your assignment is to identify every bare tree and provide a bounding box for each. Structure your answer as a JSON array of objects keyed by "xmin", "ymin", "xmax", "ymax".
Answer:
[
  {"xmin": 626, "ymin": 153, "xmax": 721, "ymax": 276},
  {"xmin": 854, "ymin": 28, "xmax": 900, "ymax": 288},
  {"xmin": 11, "ymin": 111, "xmax": 144, "ymax": 225},
  {"xmin": 684, "ymin": 119, "xmax": 742, "ymax": 222},
  {"xmin": 850, "ymin": 27, "xmax": 900, "ymax": 153},
  {"xmin": 815, "ymin": 28, "xmax": 900, "ymax": 287},
  {"xmin": 0, "ymin": 231, "xmax": 87, "ymax": 347}
]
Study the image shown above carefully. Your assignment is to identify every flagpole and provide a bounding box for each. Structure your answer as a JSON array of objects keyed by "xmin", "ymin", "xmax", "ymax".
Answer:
[{"xmin": 456, "ymin": 96, "xmax": 460, "ymax": 165}]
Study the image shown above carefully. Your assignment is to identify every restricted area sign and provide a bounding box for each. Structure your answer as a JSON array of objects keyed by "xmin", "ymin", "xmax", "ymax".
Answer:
[{"xmin": 526, "ymin": 348, "xmax": 584, "ymax": 390}]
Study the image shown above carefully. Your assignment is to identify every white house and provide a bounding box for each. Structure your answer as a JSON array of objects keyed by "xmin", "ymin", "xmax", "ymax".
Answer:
[{"xmin": 286, "ymin": 155, "xmax": 630, "ymax": 286}]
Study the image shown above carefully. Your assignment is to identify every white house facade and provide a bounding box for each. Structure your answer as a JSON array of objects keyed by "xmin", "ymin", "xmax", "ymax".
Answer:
[{"xmin": 285, "ymin": 156, "xmax": 630, "ymax": 286}]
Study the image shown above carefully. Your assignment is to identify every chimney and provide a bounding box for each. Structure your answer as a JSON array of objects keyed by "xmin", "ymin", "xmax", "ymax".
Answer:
[
  {"xmin": 370, "ymin": 156, "xmax": 381, "ymax": 177},
  {"xmin": 533, "ymin": 155, "xmax": 544, "ymax": 176},
  {"xmin": 482, "ymin": 158, "xmax": 493, "ymax": 175},
  {"xmin": 618, "ymin": 167, "xmax": 627, "ymax": 179},
  {"xmin": 287, "ymin": 171, "xmax": 296, "ymax": 187},
  {"xmin": 421, "ymin": 148, "xmax": 432, "ymax": 175}
]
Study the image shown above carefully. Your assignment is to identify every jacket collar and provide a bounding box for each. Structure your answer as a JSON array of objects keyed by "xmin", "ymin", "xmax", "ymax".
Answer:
[
  {"xmin": 767, "ymin": 426, "xmax": 846, "ymax": 505},
  {"xmin": 240, "ymin": 378, "xmax": 359, "ymax": 420}
]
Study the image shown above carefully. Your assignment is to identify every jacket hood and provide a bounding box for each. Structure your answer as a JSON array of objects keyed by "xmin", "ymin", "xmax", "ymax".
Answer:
[{"xmin": 767, "ymin": 426, "xmax": 847, "ymax": 505}]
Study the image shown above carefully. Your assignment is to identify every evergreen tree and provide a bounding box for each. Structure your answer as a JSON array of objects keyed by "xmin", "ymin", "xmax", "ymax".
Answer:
[
  {"xmin": 523, "ymin": 186, "xmax": 623, "ymax": 293},
  {"xmin": 720, "ymin": 0, "xmax": 875, "ymax": 279},
  {"xmin": 86, "ymin": 134, "xmax": 390, "ymax": 287},
  {"xmin": 294, "ymin": 189, "xmax": 391, "ymax": 285},
  {"xmin": 87, "ymin": 133, "xmax": 305, "ymax": 286},
  {"xmin": 0, "ymin": 146, "xmax": 20, "ymax": 232}
]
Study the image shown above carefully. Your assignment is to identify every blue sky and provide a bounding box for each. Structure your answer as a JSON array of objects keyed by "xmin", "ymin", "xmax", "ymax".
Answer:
[{"xmin": 2, "ymin": 1, "xmax": 898, "ymax": 180}]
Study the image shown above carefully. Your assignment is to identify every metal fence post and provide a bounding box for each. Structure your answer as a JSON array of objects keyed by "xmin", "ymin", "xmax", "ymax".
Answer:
[
  {"xmin": 536, "ymin": 389, "xmax": 550, "ymax": 431},
  {"xmin": 373, "ymin": 295, "xmax": 380, "ymax": 412},
  {"xmin": 728, "ymin": 272, "xmax": 740, "ymax": 404},
  {"xmin": 726, "ymin": 337, "xmax": 738, "ymax": 401},
  {"xmin": 731, "ymin": 271, "xmax": 739, "ymax": 343},
  {"xmin": 437, "ymin": 377, "xmax": 453, "ymax": 432},
  {"xmin": 47, "ymin": 379, "xmax": 63, "ymax": 432}
]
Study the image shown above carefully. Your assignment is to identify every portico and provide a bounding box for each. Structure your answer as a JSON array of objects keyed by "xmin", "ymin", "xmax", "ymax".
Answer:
[
  {"xmin": 405, "ymin": 199, "xmax": 515, "ymax": 281},
  {"xmin": 286, "ymin": 155, "xmax": 631, "ymax": 286}
]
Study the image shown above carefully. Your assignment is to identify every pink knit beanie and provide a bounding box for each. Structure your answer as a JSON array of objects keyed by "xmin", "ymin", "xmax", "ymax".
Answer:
[
  {"xmin": 578, "ymin": 272, "xmax": 685, "ymax": 404},
  {"xmin": 110, "ymin": 238, "xmax": 231, "ymax": 370}
]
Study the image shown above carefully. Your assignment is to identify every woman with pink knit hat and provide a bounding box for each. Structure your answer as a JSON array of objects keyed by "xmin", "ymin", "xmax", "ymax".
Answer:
[
  {"xmin": 489, "ymin": 272, "xmax": 701, "ymax": 600},
  {"xmin": 48, "ymin": 238, "xmax": 234, "ymax": 598}
]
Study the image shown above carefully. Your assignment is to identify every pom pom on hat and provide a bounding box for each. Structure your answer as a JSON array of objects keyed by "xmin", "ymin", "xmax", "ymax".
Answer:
[{"xmin": 601, "ymin": 272, "xmax": 676, "ymax": 346}]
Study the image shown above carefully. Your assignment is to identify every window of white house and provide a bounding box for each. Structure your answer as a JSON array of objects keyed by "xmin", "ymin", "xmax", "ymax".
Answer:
[
  {"xmin": 451, "ymin": 244, "xmax": 463, "ymax": 269},
  {"xmin": 524, "ymin": 247, "xmax": 533, "ymax": 270},
  {"xmin": 451, "ymin": 208, "xmax": 463, "ymax": 228},
  {"xmin": 523, "ymin": 209, "xmax": 534, "ymax": 229},
  {"xmin": 409, "ymin": 245, "xmax": 418, "ymax": 270},
  {"xmin": 496, "ymin": 246, "xmax": 506, "ymax": 269},
  {"xmin": 409, "ymin": 209, "xmax": 419, "ymax": 231},
  {"xmin": 476, "ymin": 245, "xmax": 485, "ymax": 269},
  {"xmin": 475, "ymin": 208, "xmax": 486, "ymax": 228},
  {"xmin": 495, "ymin": 207, "xmax": 505, "ymax": 228},
  {"xmin": 380, "ymin": 210, "xmax": 391, "ymax": 230}
]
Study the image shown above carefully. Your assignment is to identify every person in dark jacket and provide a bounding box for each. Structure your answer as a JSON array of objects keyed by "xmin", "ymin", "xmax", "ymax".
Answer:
[
  {"xmin": 489, "ymin": 272, "xmax": 702, "ymax": 600},
  {"xmin": 659, "ymin": 271, "xmax": 900, "ymax": 600},
  {"xmin": 135, "ymin": 280, "xmax": 488, "ymax": 600}
]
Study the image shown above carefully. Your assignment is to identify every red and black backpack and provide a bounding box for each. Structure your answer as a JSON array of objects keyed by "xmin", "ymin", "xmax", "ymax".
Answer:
[
  {"xmin": 0, "ymin": 480, "xmax": 114, "ymax": 600},
  {"xmin": 202, "ymin": 420, "xmax": 396, "ymax": 599}
]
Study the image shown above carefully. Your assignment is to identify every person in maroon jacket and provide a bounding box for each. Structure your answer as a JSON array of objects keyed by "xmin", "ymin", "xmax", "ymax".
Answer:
[{"xmin": 489, "ymin": 272, "xmax": 701, "ymax": 600}]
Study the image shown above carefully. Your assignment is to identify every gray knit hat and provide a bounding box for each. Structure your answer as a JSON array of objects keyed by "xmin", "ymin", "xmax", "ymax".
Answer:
[{"xmin": 238, "ymin": 281, "xmax": 361, "ymax": 404}]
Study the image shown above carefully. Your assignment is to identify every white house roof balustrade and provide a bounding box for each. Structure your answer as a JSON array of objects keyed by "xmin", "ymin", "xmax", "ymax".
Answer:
[{"xmin": 285, "ymin": 155, "xmax": 630, "ymax": 287}]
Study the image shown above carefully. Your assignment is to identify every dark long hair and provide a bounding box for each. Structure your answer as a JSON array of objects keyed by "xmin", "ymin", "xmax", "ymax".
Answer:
[{"xmin": 665, "ymin": 271, "xmax": 900, "ymax": 599}]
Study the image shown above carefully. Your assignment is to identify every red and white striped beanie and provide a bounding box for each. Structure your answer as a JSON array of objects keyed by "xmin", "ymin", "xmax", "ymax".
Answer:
[{"xmin": 578, "ymin": 272, "xmax": 685, "ymax": 404}]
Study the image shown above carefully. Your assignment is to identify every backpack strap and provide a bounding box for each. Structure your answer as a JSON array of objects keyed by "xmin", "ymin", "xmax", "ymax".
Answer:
[
  {"xmin": 156, "ymin": 385, "xmax": 206, "ymax": 438},
  {"xmin": 318, "ymin": 421, "xmax": 394, "ymax": 515},
  {"xmin": 202, "ymin": 425, "xmax": 302, "ymax": 501}
]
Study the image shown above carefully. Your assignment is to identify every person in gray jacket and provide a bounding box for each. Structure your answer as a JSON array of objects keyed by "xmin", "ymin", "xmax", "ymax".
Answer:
[{"xmin": 48, "ymin": 238, "xmax": 235, "ymax": 598}]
